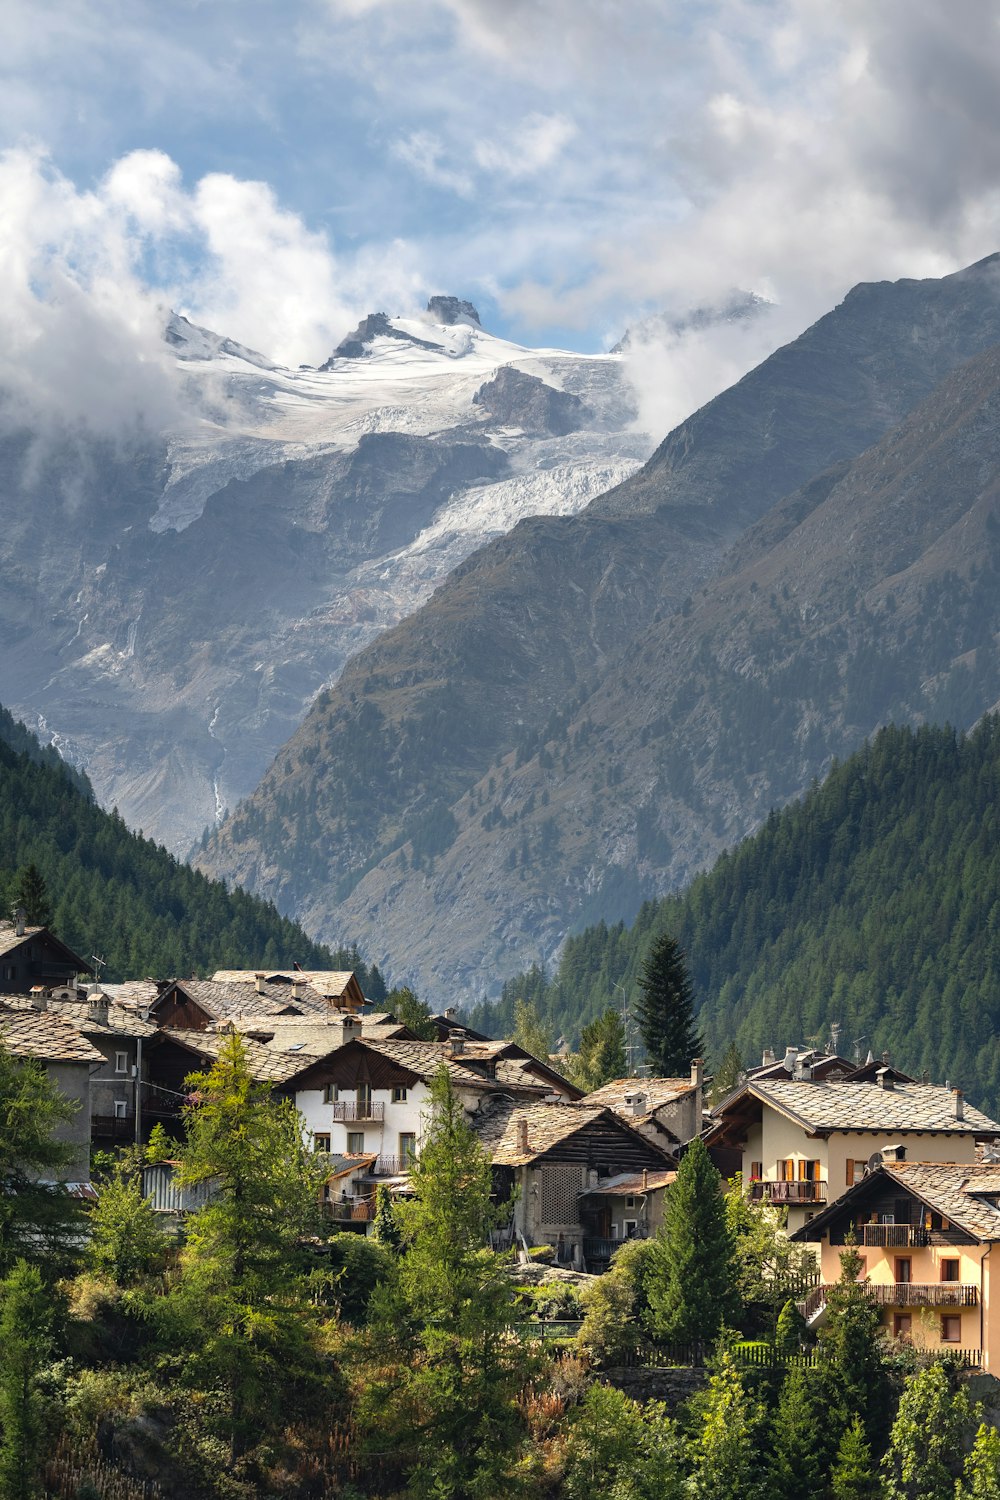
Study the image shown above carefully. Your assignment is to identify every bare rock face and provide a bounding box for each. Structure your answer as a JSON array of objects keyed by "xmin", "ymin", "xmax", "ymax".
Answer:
[
  {"xmin": 473, "ymin": 367, "xmax": 584, "ymax": 436},
  {"xmin": 426, "ymin": 295, "xmax": 481, "ymax": 326}
]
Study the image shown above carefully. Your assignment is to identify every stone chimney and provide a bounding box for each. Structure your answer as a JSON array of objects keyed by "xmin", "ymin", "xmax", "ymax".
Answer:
[
  {"xmin": 517, "ymin": 1118, "xmax": 530, "ymax": 1154},
  {"xmin": 783, "ymin": 1046, "xmax": 798, "ymax": 1074},
  {"xmin": 340, "ymin": 1015, "xmax": 362, "ymax": 1043},
  {"xmin": 29, "ymin": 986, "xmax": 47, "ymax": 1012},
  {"xmin": 444, "ymin": 1006, "xmax": 457, "ymax": 1020},
  {"xmin": 882, "ymin": 1051, "xmax": 891, "ymax": 1066},
  {"xmin": 762, "ymin": 1047, "xmax": 776, "ymax": 1067},
  {"xmin": 291, "ymin": 975, "xmax": 308, "ymax": 1001},
  {"xmin": 254, "ymin": 971, "xmax": 266, "ymax": 995},
  {"xmin": 690, "ymin": 1058, "xmax": 704, "ymax": 1090},
  {"xmin": 642, "ymin": 1168, "xmax": 649, "ymax": 1190},
  {"xmin": 954, "ymin": 1089, "xmax": 965, "ymax": 1121},
  {"xmin": 876, "ymin": 1067, "xmax": 894, "ymax": 1091},
  {"xmin": 450, "ymin": 1036, "xmax": 464, "ymax": 1056},
  {"xmin": 87, "ymin": 985, "xmax": 109, "ymax": 1026},
  {"xmin": 14, "ymin": 907, "xmax": 25, "ymax": 938}
]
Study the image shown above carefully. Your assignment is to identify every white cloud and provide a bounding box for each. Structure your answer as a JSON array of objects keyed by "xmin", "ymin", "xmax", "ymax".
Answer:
[
  {"xmin": 473, "ymin": 113, "xmax": 576, "ymax": 178},
  {"xmin": 391, "ymin": 131, "xmax": 474, "ymax": 198}
]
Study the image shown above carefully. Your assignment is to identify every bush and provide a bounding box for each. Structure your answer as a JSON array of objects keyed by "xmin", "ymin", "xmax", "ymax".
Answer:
[{"xmin": 528, "ymin": 1245, "xmax": 555, "ymax": 1264}]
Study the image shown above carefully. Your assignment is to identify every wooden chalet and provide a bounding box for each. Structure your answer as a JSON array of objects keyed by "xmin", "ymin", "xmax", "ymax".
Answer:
[{"xmin": 0, "ymin": 920, "xmax": 91, "ymax": 994}]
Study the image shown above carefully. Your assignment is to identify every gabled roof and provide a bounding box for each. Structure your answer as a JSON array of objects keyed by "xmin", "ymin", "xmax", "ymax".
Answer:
[
  {"xmin": 211, "ymin": 969, "xmax": 365, "ymax": 1008},
  {"xmin": 708, "ymin": 1079, "xmax": 1000, "ymax": 1140},
  {"xmin": 581, "ymin": 1169, "xmax": 676, "ymax": 1196},
  {"xmin": 0, "ymin": 1003, "xmax": 105, "ymax": 1064},
  {"xmin": 358, "ymin": 1038, "xmax": 509, "ymax": 1091},
  {"xmin": 581, "ymin": 1077, "xmax": 697, "ymax": 1112},
  {"xmin": 38, "ymin": 998, "xmax": 157, "ymax": 1039},
  {"xmin": 470, "ymin": 1096, "xmax": 674, "ymax": 1167},
  {"xmin": 154, "ymin": 977, "xmax": 325, "ymax": 1023},
  {"xmin": 235, "ymin": 1014, "xmax": 415, "ymax": 1052},
  {"xmin": 157, "ymin": 1027, "xmax": 308, "ymax": 1085},
  {"xmin": 0, "ymin": 923, "xmax": 91, "ymax": 973},
  {"xmin": 792, "ymin": 1161, "xmax": 1000, "ymax": 1244}
]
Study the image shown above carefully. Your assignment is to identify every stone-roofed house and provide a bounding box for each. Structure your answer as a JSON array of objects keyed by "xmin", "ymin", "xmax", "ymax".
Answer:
[
  {"xmin": 0, "ymin": 918, "xmax": 91, "ymax": 994},
  {"xmin": 211, "ymin": 969, "xmax": 367, "ymax": 1013},
  {"xmin": 792, "ymin": 1161, "xmax": 1000, "ymax": 1368},
  {"xmin": 471, "ymin": 1096, "xmax": 676, "ymax": 1270},
  {"xmin": 706, "ymin": 1075, "xmax": 1000, "ymax": 1232},
  {"xmin": 33, "ymin": 986, "xmax": 157, "ymax": 1145},
  {"xmin": 579, "ymin": 1061, "xmax": 704, "ymax": 1149},
  {"xmin": 0, "ymin": 1000, "xmax": 104, "ymax": 1179},
  {"xmin": 150, "ymin": 975, "xmax": 328, "ymax": 1030}
]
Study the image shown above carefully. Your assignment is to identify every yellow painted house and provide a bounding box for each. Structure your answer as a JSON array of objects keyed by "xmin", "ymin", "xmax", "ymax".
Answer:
[
  {"xmin": 792, "ymin": 1162, "xmax": 1000, "ymax": 1369},
  {"xmin": 706, "ymin": 1075, "xmax": 1000, "ymax": 1233}
]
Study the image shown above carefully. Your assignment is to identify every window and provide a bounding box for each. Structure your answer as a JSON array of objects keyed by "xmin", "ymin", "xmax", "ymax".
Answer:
[
  {"xmin": 347, "ymin": 1132, "xmax": 365, "ymax": 1154},
  {"xmin": 749, "ymin": 1160, "xmax": 762, "ymax": 1180},
  {"xmin": 113, "ymin": 1099, "xmax": 127, "ymax": 1119},
  {"xmin": 623, "ymin": 1219, "xmax": 638, "ymax": 1238},
  {"xmin": 846, "ymin": 1159, "xmax": 866, "ymax": 1186},
  {"xmin": 941, "ymin": 1315, "xmax": 962, "ymax": 1343},
  {"xmin": 893, "ymin": 1314, "xmax": 912, "ymax": 1339},
  {"xmin": 777, "ymin": 1159, "xmax": 795, "ymax": 1181},
  {"xmin": 357, "ymin": 1084, "xmax": 372, "ymax": 1118},
  {"xmin": 399, "ymin": 1132, "xmax": 417, "ymax": 1165},
  {"xmin": 894, "ymin": 1257, "xmax": 912, "ymax": 1284},
  {"xmin": 313, "ymin": 1133, "xmax": 331, "ymax": 1152},
  {"xmin": 625, "ymin": 1195, "xmax": 637, "ymax": 1209},
  {"xmin": 798, "ymin": 1159, "xmax": 821, "ymax": 1181},
  {"xmin": 941, "ymin": 1259, "xmax": 960, "ymax": 1283},
  {"xmin": 391, "ymin": 1086, "xmax": 408, "ymax": 1103},
  {"xmin": 322, "ymin": 1084, "xmax": 339, "ymax": 1104},
  {"xmin": 114, "ymin": 1051, "xmax": 128, "ymax": 1074},
  {"xmin": 924, "ymin": 1210, "xmax": 948, "ymax": 1231}
]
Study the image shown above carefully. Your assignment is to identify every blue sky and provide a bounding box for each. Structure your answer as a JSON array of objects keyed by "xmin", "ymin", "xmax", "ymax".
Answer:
[{"xmin": 3, "ymin": 1, "xmax": 1000, "ymax": 428}]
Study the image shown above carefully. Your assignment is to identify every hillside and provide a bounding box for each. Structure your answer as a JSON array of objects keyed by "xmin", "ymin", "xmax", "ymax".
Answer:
[
  {"xmin": 0, "ymin": 710, "xmax": 353, "ymax": 984},
  {"xmin": 468, "ymin": 718, "xmax": 1000, "ymax": 1118},
  {"xmin": 199, "ymin": 257, "xmax": 1000, "ymax": 998}
]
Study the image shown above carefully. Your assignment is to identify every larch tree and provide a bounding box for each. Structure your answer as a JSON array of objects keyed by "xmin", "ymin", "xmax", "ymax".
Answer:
[
  {"xmin": 646, "ymin": 1136, "xmax": 738, "ymax": 1344},
  {"xmin": 830, "ymin": 1416, "xmax": 879, "ymax": 1500},
  {"xmin": 568, "ymin": 1007, "xmax": 626, "ymax": 1092},
  {"xmin": 687, "ymin": 1351, "xmax": 768, "ymax": 1500},
  {"xmin": 634, "ymin": 932, "xmax": 703, "ymax": 1075}
]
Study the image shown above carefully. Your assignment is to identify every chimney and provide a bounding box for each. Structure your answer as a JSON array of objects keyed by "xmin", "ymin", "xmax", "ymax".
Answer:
[
  {"xmin": 450, "ymin": 1036, "xmax": 464, "ymax": 1056},
  {"xmin": 783, "ymin": 1046, "xmax": 798, "ymax": 1075},
  {"xmin": 642, "ymin": 1168, "xmax": 649, "ymax": 1190},
  {"xmin": 14, "ymin": 907, "xmax": 25, "ymax": 938},
  {"xmin": 87, "ymin": 985, "xmax": 109, "ymax": 1026},
  {"xmin": 517, "ymin": 1118, "xmax": 529, "ymax": 1154},
  {"xmin": 624, "ymin": 1090, "xmax": 647, "ymax": 1119},
  {"xmin": 254, "ymin": 971, "xmax": 266, "ymax": 995},
  {"xmin": 690, "ymin": 1058, "xmax": 704, "ymax": 1090},
  {"xmin": 882, "ymin": 1051, "xmax": 891, "ymax": 1067},
  {"xmin": 830, "ymin": 1021, "xmax": 842, "ymax": 1054},
  {"xmin": 762, "ymin": 1047, "xmax": 776, "ymax": 1067},
  {"xmin": 444, "ymin": 1006, "xmax": 457, "ymax": 1020},
  {"xmin": 29, "ymin": 986, "xmax": 47, "ymax": 1012},
  {"xmin": 954, "ymin": 1089, "xmax": 965, "ymax": 1122},
  {"xmin": 340, "ymin": 1014, "xmax": 362, "ymax": 1043},
  {"xmin": 876, "ymin": 1067, "xmax": 894, "ymax": 1091},
  {"xmin": 292, "ymin": 975, "xmax": 308, "ymax": 1000}
]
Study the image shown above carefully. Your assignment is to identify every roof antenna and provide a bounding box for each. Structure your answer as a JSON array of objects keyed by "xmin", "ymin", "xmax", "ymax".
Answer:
[{"xmin": 91, "ymin": 953, "xmax": 106, "ymax": 984}]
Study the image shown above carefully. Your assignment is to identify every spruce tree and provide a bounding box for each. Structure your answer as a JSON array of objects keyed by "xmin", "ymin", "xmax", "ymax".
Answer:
[
  {"xmin": 568, "ymin": 1007, "xmax": 626, "ymax": 1091},
  {"xmin": 0, "ymin": 1260, "xmax": 53, "ymax": 1500},
  {"xmin": 771, "ymin": 1364, "xmax": 844, "ymax": 1499},
  {"xmin": 830, "ymin": 1416, "xmax": 879, "ymax": 1500},
  {"xmin": 634, "ymin": 932, "xmax": 703, "ymax": 1074},
  {"xmin": 10, "ymin": 863, "xmax": 51, "ymax": 928},
  {"xmin": 881, "ymin": 1360, "xmax": 979, "ymax": 1500},
  {"xmin": 646, "ymin": 1136, "xmax": 737, "ymax": 1344},
  {"xmin": 818, "ymin": 1241, "xmax": 892, "ymax": 1455}
]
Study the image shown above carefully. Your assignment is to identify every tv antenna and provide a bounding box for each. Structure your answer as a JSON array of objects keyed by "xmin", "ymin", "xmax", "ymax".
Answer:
[
  {"xmin": 91, "ymin": 953, "xmax": 106, "ymax": 984},
  {"xmin": 615, "ymin": 979, "xmax": 638, "ymax": 1077},
  {"xmin": 852, "ymin": 1035, "xmax": 867, "ymax": 1064}
]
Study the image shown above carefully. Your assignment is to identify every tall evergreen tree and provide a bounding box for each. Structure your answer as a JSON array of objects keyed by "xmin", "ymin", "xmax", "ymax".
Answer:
[
  {"xmin": 0, "ymin": 1260, "xmax": 53, "ymax": 1500},
  {"xmin": 646, "ymin": 1136, "xmax": 737, "ymax": 1344},
  {"xmin": 881, "ymin": 1360, "xmax": 979, "ymax": 1500},
  {"xmin": 10, "ymin": 863, "xmax": 51, "ymax": 928},
  {"xmin": 634, "ymin": 932, "xmax": 703, "ymax": 1074},
  {"xmin": 687, "ymin": 1351, "xmax": 768, "ymax": 1500},
  {"xmin": 771, "ymin": 1364, "xmax": 844, "ymax": 1499},
  {"xmin": 386, "ymin": 986, "xmax": 437, "ymax": 1040},
  {"xmin": 830, "ymin": 1417, "xmax": 879, "ymax": 1500},
  {"xmin": 818, "ymin": 1240, "xmax": 893, "ymax": 1455},
  {"xmin": 568, "ymin": 1007, "xmax": 626, "ymax": 1091},
  {"xmin": 0, "ymin": 1042, "xmax": 84, "ymax": 1274}
]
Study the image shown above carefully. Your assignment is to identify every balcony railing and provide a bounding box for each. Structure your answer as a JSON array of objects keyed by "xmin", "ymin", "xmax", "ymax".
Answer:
[
  {"xmin": 866, "ymin": 1282, "xmax": 978, "ymax": 1307},
  {"xmin": 862, "ymin": 1224, "xmax": 930, "ymax": 1248},
  {"xmin": 749, "ymin": 1180, "xmax": 828, "ymax": 1204},
  {"xmin": 327, "ymin": 1100, "xmax": 384, "ymax": 1122},
  {"xmin": 365, "ymin": 1155, "xmax": 417, "ymax": 1176},
  {"xmin": 90, "ymin": 1112, "xmax": 134, "ymax": 1140},
  {"xmin": 322, "ymin": 1195, "xmax": 376, "ymax": 1224}
]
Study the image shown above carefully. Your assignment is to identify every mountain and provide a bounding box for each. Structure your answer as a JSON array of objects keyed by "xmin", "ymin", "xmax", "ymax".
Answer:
[
  {"xmin": 198, "ymin": 257, "xmax": 1000, "ymax": 1000},
  {"xmin": 0, "ymin": 708, "xmax": 340, "ymax": 983},
  {"xmin": 467, "ymin": 718, "xmax": 1000, "ymax": 1119},
  {"xmin": 0, "ymin": 301, "xmax": 646, "ymax": 854}
]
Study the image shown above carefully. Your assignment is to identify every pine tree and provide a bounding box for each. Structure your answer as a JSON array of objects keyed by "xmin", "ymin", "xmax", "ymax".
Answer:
[
  {"xmin": 511, "ymin": 997, "xmax": 553, "ymax": 1060},
  {"xmin": 688, "ymin": 1351, "xmax": 768, "ymax": 1500},
  {"xmin": 646, "ymin": 1136, "xmax": 737, "ymax": 1344},
  {"xmin": 634, "ymin": 932, "xmax": 703, "ymax": 1074},
  {"xmin": 568, "ymin": 1007, "xmax": 626, "ymax": 1091},
  {"xmin": 0, "ymin": 1260, "xmax": 53, "ymax": 1500},
  {"xmin": 386, "ymin": 986, "xmax": 437, "ymax": 1040},
  {"xmin": 818, "ymin": 1241, "xmax": 892, "ymax": 1455},
  {"xmin": 771, "ymin": 1364, "xmax": 844, "ymax": 1499},
  {"xmin": 830, "ymin": 1416, "xmax": 879, "ymax": 1500},
  {"xmin": 10, "ymin": 863, "xmax": 51, "ymax": 928},
  {"xmin": 710, "ymin": 1041, "xmax": 745, "ymax": 1104}
]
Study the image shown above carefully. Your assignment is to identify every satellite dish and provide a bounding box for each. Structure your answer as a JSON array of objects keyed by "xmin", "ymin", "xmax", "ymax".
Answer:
[{"xmin": 865, "ymin": 1151, "xmax": 884, "ymax": 1174}]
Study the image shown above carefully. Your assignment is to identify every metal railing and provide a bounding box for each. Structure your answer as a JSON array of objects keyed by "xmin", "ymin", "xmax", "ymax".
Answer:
[
  {"xmin": 90, "ymin": 1112, "xmax": 134, "ymax": 1139},
  {"xmin": 323, "ymin": 1195, "xmax": 376, "ymax": 1223},
  {"xmin": 862, "ymin": 1224, "xmax": 930, "ymax": 1248},
  {"xmin": 367, "ymin": 1155, "xmax": 416, "ymax": 1176},
  {"xmin": 749, "ymin": 1179, "xmax": 827, "ymax": 1204},
  {"xmin": 328, "ymin": 1101, "xmax": 384, "ymax": 1122}
]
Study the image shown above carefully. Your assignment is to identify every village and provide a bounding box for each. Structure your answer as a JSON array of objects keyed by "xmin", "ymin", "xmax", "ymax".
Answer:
[{"xmin": 10, "ymin": 910, "xmax": 1000, "ymax": 1380}]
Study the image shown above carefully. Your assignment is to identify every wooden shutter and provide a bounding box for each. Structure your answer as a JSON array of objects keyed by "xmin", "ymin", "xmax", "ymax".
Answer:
[{"xmin": 846, "ymin": 1159, "xmax": 856, "ymax": 1186}]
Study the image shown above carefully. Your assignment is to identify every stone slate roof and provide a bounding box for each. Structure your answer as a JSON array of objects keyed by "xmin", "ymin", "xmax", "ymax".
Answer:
[
  {"xmin": 581, "ymin": 1077, "xmax": 696, "ymax": 1113},
  {"xmin": 471, "ymin": 1098, "xmax": 609, "ymax": 1164},
  {"xmin": 0, "ymin": 922, "xmax": 90, "ymax": 971},
  {"xmin": 360, "ymin": 1038, "xmax": 505, "ymax": 1091},
  {"xmin": 582, "ymin": 1169, "xmax": 677, "ymax": 1196},
  {"xmin": 168, "ymin": 978, "xmax": 328, "ymax": 1021},
  {"xmin": 740, "ymin": 1079, "xmax": 1000, "ymax": 1136},
  {"xmin": 240, "ymin": 1015, "xmax": 412, "ymax": 1053},
  {"xmin": 44, "ymin": 999, "xmax": 157, "ymax": 1039},
  {"xmin": 211, "ymin": 969, "xmax": 358, "ymax": 1000},
  {"xmin": 0, "ymin": 1004, "xmax": 105, "ymax": 1064},
  {"xmin": 158, "ymin": 1027, "xmax": 307, "ymax": 1085},
  {"xmin": 101, "ymin": 980, "xmax": 162, "ymax": 1010}
]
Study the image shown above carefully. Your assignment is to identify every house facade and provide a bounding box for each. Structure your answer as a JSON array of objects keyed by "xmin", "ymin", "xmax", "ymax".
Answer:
[
  {"xmin": 0, "ymin": 920, "xmax": 91, "ymax": 994},
  {"xmin": 705, "ymin": 1076, "xmax": 1000, "ymax": 1233},
  {"xmin": 0, "ymin": 1001, "xmax": 104, "ymax": 1180},
  {"xmin": 580, "ymin": 1062, "xmax": 704, "ymax": 1150},
  {"xmin": 792, "ymin": 1162, "xmax": 1000, "ymax": 1368}
]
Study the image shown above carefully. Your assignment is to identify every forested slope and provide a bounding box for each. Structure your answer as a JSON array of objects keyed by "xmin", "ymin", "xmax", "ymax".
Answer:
[
  {"xmin": 469, "ymin": 719, "xmax": 1000, "ymax": 1115},
  {"xmin": 0, "ymin": 713, "xmax": 356, "ymax": 982}
]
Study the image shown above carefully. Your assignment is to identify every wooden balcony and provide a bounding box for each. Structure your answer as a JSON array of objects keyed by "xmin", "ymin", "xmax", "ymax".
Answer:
[
  {"xmin": 865, "ymin": 1282, "xmax": 978, "ymax": 1307},
  {"xmin": 323, "ymin": 1195, "xmax": 376, "ymax": 1224},
  {"xmin": 91, "ymin": 1112, "xmax": 134, "ymax": 1141},
  {"xmin": 749, "ymin": 1179, "xmax": 827, "ymax": 1205},
  {"xmin": 328, "ymin": 1100, "xmax": 384, "ymax": 1122},
  {"xmin": 862, "ymin": 1224, "xmax": 930, "ymax": 1248}
]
